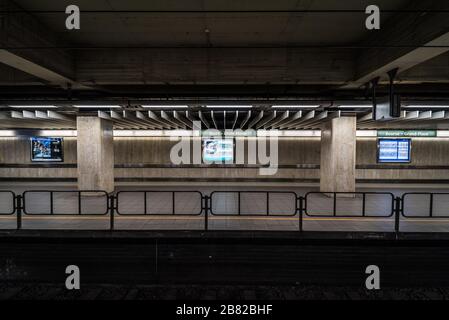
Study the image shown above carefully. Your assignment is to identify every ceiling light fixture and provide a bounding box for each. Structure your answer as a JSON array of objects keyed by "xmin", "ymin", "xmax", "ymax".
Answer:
[
  {"xmin": 9, "ymin": 105, "xmax": 58, "ymax": 109},
  {"xmin": 206, "ymin": 105, "xmax": 252, "ymax": 108},
  {"xmin": 74, "ymin": 105, "xmax": 122, "ymax": 108},
  {"xmin": 336, "ymin": 105, "xmax": 373, "ymax": 108},
  {"xmin": 141, "ymin": 105, "xmax": 189, "ymax": 108},
  {"xmin": 271, "ymin": 105, "xmax": 320, "ymax": 108},
  {"xmin": 404, "ymin": 105, "xmax": 449, "ymax": 109}
]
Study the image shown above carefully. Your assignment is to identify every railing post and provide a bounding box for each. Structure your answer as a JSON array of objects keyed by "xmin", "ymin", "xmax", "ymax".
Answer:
[
  {"xmin": 204, "ymin": 195, "xmax": 209, "ymax": 231},
  {"xmin": 16, "ymin": 195, "xmax": 22, "ymax": 230},
  {"xmin": 298, "ymin": 196, "xmax": 304, "ymax": 233},
  {"xmin": 394, "ymin": 196, "xmax": 401, "ymax": 234},
  {"xmin": 109, "ymin": 194, "xmax": 115, "ymax": 231},
  {"xmin": 238, "ymin": 192, "xmax": 241, "ymax": 216},
  {"xmin": 429, "ymin": 193, "xmax": 433, "ymax": 218},
  {"xmin": 333, "ymin": 192, "xmax": 337, "ymax": 217},
  {"xmin": 362, "ymin": 193, "xmax": 366, "ymax": 217},
  {"xmin": 266, "ymin": 192, "xmax": 270, "ymax": 216}
]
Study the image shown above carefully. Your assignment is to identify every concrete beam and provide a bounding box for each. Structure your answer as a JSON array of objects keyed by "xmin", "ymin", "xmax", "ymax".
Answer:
[
  {"xmin": 346, "ymin": 1, "xmax": 449, "ymax": 88},
  {"xmin": 0, "ymin": 50, "xmax": 74, "ymax": 86},
  {"xmin": 0, "ymin": 0, "xmax": 76, "ymax": 87},
  {"xmin": 398, "ymin": 52, "xmax": 449, "ymax": 84}
]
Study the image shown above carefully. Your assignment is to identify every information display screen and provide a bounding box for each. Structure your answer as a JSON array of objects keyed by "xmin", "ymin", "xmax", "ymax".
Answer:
[
  {"xmin": 377, "ymin": 138, "xmax": 411, "ymax": 163},
  {"xmin": 30, "ymin": 137, "xmax": 63, "ymax": 162},
  {"xmin": 202, "ymin": 138, "xmax": 234, "ymax": 163}
]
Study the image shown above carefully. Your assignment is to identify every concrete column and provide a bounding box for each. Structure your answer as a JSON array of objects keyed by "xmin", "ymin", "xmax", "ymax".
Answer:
[
  {"xmin": 320, "ymin": 116, "xmax": 356, "ymax": 193},
  {"xmin": 77, "ymin": 117, "xmax": 114, "ymax": 193}
]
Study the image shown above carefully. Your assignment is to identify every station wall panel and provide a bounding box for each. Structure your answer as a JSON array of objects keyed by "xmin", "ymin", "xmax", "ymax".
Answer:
[{"xmin": 0, "ymin": 136, "xmax": 448, "ymax": 182}]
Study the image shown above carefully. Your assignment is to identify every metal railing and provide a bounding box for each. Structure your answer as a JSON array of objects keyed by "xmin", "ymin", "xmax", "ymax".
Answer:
[
  {"xmin": 401, "ymin": 192, "xmax": 449, "ymax": 218},
  {"xmin": 116, "ymin": 191, "xmax": 203, "ymax": 216},
  {"xmin": 22, "ymin": 190, "xmax": 109, "ymax": 215},
  {"xmin": 0, "ymin": 191, "xmax": 16, "ymax": 216},
  {"xmin": 0, "ymin": 188, "xmax": 448, "ymax": 233},
  {"xmin": 209, "ymin": 191, "xmax": 299, "ymax": 216},
  {"xmin": 304, "ymin": 192, "xmax": 395, "ymax": 217}
]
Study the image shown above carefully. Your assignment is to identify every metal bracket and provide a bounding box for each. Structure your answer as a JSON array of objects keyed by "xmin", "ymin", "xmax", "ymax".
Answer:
[
  {"xmin": 370, "ymin": 77, "xmax": 380, "ymax": 119},
  {"xmin": 387, "ymin": 68, "xmax": 400, "ymax": 117}
]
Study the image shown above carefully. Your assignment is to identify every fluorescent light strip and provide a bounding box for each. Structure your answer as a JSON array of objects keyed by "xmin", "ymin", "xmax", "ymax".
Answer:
[
  {"xmin": 437, "ymin": 131, "xmax": 449, "ymax": 137},
  {"xmin": 257, "ymin": 130, "xmax": 322, "ymax": 137},
  {"xmin": 206, "ymin": 105, "xmax": 252, "ymax": 108},
  {"xmin": 141, "ymin": 105, "xmax": 189, "ymax": 108},
  {"xmin": 75, "ymin": 105, "xmax": 121, "ymax": 109},
  {"xmin": 0, "ymin": 130, "xmax": 77, "ymax": 137},
  {"xmin": 356, "ymin": 130, "xmax": 377, "ymax": 137},
  {"xmin": 404, "ymin": 105, "xmax": 449, "ymax": 108},
  {"xmin": 9, "ymin": 105, "xmax": 57, "ymax": 109},
  {"xmin": 0, "ymin": 130, "xmax": 446, "ymax": 138},
  {"xmin": 337, "ymin": 105, "xmax": 373, "ymax": 108},
  {"xmin": 113, "ymin": 130, "xmax": 193, "ymax": 137},
  {"xmin": 39, "ymin": 130, "xmax": 77, "ymax": 137},
  {"xmin": 280, "ymin": 130, "xmax": 321, "ymax": 137},
  {"xmin": 272, "ymin": 105, "xmax": 320, "ymax": 109},
  {"xmin": 0, "ymin": 131, "xmax": 15, "ymax": 136}
]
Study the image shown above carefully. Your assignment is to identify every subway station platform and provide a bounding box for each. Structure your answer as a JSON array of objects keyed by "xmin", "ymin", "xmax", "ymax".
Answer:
[
  {"xmin": 3, "ymin": 1, "xmax": 449, "ymax": 300},
  {"xmin": 1, "ymin": 182, "xmax": 448, "ymax": 234}
]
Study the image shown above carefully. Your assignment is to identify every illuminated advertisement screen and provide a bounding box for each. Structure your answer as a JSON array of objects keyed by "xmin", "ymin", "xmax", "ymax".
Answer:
[
  {"xmin": 202, "ymin": 138, "xmax": 234, "ymax": 163},
  {"xmin": 30, "ymin": 137, "xmax": 63, "ymax": 162},
  {"xmin": 377, "ymin": 138, "xmax": 411, "ymax": 163}
]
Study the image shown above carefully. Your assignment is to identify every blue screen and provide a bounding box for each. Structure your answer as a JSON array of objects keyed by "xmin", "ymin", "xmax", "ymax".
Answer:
[
  {"xmin": 378, "ymin": 139, "xmax": 411, "ymax": 163},
  {"xmin": 31, "ymin": 137, "xmax": 63, "ymax": 162}
]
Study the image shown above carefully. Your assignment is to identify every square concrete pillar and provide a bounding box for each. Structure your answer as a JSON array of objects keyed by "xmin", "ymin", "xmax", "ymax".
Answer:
[
  {"xmin": 77, "ymin": 117, "xmax": 114, "ymax": 193},
  {"xmin": 320, "ymin": 116, "xmax": 356, "ymax": 193}
]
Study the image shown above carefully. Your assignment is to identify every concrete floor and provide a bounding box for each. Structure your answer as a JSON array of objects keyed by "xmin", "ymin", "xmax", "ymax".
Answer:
[{"xmin": 0, "ymin": 183, "xmax": 449, "ymax": 232}]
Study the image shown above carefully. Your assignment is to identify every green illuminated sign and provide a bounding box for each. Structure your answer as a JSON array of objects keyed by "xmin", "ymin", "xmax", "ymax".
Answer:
[{"xmin": 377, "ymin": 130, "xmax": 437, "ymax": 137}]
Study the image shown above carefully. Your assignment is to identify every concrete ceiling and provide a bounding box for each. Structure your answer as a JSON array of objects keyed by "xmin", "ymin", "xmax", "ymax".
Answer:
[
  {"xmin": 0, "ymin": 0, "xmax": 448, "ymax": 103},
  {"xmin": 12, "ymin": 0, "xmax": 409, "ymax": 47}
]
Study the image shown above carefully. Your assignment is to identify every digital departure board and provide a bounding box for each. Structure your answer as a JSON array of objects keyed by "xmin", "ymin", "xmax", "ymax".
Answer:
[{"xmin": 377, "ymin": 138, "xmax": 411, "ymax": 163}]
